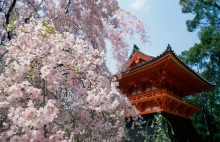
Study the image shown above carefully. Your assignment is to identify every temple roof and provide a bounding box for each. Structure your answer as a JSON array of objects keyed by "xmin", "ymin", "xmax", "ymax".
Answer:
[
  {"xmin": 131, "ymin": 44, "xmax": 156, "ymax": 59},
  {"xmin": 122, "ymin": 44, "xmax": 215, "ymax": 94},
  {"xmin": 125, "ymin": 44, "xmax": 155, "ymax": 69}
]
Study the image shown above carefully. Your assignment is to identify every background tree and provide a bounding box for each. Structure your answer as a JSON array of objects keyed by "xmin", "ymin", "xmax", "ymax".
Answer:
[
  {"xmin": 180, "ymin": 0, "xmax": 220, "ymax": 32},
  {"xmin": 179, "ymin": 0, "xmax": 220, "ymax": 141}
]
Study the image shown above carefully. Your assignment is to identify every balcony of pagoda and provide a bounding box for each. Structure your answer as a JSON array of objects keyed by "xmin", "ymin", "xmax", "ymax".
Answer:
[{"xmin": 128, "ymin": 89, "xmax": 199, "ymax": 119}]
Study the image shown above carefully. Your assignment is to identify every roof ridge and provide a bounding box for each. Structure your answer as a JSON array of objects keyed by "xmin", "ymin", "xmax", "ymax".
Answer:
[
  {"xmin": 124, "ymin": 44, "xmax": 216, "ymax": 86},
  {"xmin": 132, "ymin": 44, "xmax": 155, "ymax": 58}
]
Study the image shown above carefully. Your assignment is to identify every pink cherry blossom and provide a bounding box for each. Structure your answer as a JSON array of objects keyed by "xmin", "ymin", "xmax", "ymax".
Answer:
[{"xmin": 0, "ymin": 1, "xmax": 148, "ymax": 140}]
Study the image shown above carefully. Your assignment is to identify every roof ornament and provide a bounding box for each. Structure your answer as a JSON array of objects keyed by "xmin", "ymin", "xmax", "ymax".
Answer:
[
  {"xmin": 133, "ymin": 44, "xmax": 140, "ymax": 50},
  {"xmin": 167, "ymin": 44, "xmax": 172, "ymax": 51}
]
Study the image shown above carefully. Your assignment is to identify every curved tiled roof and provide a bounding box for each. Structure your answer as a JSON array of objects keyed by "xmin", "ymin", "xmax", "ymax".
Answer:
[
  {"xmin": 124, "ymin": 44, "xmax": 216, "ymax": 86},
  {"xmin": 126, "ymin": 44, "xmax": 156, "ymax": 61}
]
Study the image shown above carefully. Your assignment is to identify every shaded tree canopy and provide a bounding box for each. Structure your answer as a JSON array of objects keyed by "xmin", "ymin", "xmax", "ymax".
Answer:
[
  {"xmin": 179, "ymin": 0, "xmax": 220, "ymax": 141},
  {"xmin": 180, "ymin": 0, "xmax": 220, "ymax": 32}
]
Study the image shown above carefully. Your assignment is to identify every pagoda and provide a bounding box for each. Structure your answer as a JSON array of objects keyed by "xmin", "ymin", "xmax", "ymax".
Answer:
[{"xmin": 119, "ymin": 45, "xmax": 215, "ymax": 142}]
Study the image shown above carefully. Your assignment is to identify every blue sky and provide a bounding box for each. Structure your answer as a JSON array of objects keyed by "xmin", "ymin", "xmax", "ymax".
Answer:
[{"xmin": 107, "ymin": 0, "xmax": 200, "ymax": 73}]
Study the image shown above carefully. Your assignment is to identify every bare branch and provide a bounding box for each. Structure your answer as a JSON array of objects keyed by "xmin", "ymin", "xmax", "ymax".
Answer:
[
  {"xmin": 65, "ymin": 0, "xmax": 71, "ymax": 14},
  {"xmin": 5, "ymin": 0, "xmax": 17, "ymax": 40},
  {"xmin": 0, "ymin": 49, "xmax": 8, "ymax": 60},
  {"xmin": 0, "ymin": 8, "xmax": 6, "ymax": 16},
  {"xmin": 25, "ymin": 0, "xmax": 44, "ymax": 22},
  {"xmin": 6, "ymin": 0, "xmax": 17, "ymax": 24}
]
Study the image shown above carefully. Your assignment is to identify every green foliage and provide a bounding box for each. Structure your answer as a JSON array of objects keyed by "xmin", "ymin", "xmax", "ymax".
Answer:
[
  {"xmin": 21, "ymin": 29, "xmax": 30, "ymax": 33},
  {"xmin": 179, "ymin": 1, "xmax": 220, "ymax": 141},
  {"xmin": 179, "ymin": 27, "xmax": 220, "ymax": 141},
  {"xmin": 144, "ymin": 112, "xmax": 173, "ymax": 142},
  {"xmin": 179, "ymin": 0, "xmax": 220, "ymax": 32},
  {"xmin": 6, "ymin": 19, "xmax": 15, "ymax": 36},
  {"xmin": 41, "ymin": 21, "xmax": 57, "ymax": 38}
]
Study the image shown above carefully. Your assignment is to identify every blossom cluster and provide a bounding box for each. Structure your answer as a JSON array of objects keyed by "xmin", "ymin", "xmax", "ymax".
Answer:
[
  {"xmin": 0, "ymin": 19, "xmax": 140, "ymax": 141},
  {"xmin": 0, "ymin": 0, "xmax": 149, "ymax": 73}
]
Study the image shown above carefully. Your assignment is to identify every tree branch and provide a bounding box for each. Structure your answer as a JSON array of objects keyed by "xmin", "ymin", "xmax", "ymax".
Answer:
[
  {"xmin": 65, "ymin": 0, "xmax": 71, "ymax": 14},
  {"xmin": 42, "ymin": 79, "xmax": 47, "ymax": 138},
  {"xmin": 214, "ymin": 2, "xmax": 220, "ymax": 11},
  {"xmin": 6, "ymin": 0, "xmax": 16, "ymax": 24},
  {"xmin": 25, "ymin": 0, "xmax": 44, "ymax": 22},
  {"xmin": 5, "ymin": 0, "xmax": 17, "ymax": 40},
  {"xmin": 0, "ymin": 8, "xmax": 6, "ymax": 15},
  {"xmin": 200, "ymin": 0, "xmax": 220, "ymax": 11},
  {"xmin": 0, "ymin": 49, "xmax": 8, "ymax": 60}
]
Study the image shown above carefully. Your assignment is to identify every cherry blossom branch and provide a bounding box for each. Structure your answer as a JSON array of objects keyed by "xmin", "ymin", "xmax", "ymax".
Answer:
[
  {"xmin": 65, "ymin": 0, "xmax": 71, "ymax": 14},
  {"xmin": 0, "ymin": 49, "xmax": 8, "ymax": 60},
  {"xmin": 42, "ymin": 79, "xmax": 47, "ymax": 138},
  {"xmin": 5, "ymin": 0, "xmax": 16, "ymax": 40}
]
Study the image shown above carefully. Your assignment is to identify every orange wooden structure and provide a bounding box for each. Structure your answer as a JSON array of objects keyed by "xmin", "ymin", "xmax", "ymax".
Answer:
[{"xmin": 119, "ymin": 44, "xmax": 215, "ymax": 119}]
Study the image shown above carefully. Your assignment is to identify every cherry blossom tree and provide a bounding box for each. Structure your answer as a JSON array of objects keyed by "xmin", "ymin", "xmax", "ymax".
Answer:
[
  {"xmin": 0, "ymin": 0, "xmax": 149, "ymax": 71},
  {"xmin": 0, "ymin": 1, "xmax": 150, "ymax": 141},
  {"xmin": 0, "ymin": 19, "xmax": 143, "ymax": 141}
]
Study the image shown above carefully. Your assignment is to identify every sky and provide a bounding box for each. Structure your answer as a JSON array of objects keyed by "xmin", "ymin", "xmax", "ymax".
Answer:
[{"xmin": 107, "ymin": 0, "xmax": 200, "ymax": 73}]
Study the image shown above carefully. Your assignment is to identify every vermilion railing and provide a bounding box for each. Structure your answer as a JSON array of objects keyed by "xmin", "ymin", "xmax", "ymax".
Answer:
[
  {"xmin": 128, "ymin": 89, "xmax": 198, "ymax": 106},
  {"xmin": 128, "ymin": 89, "xmax": 169, "ymax": 102}
]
